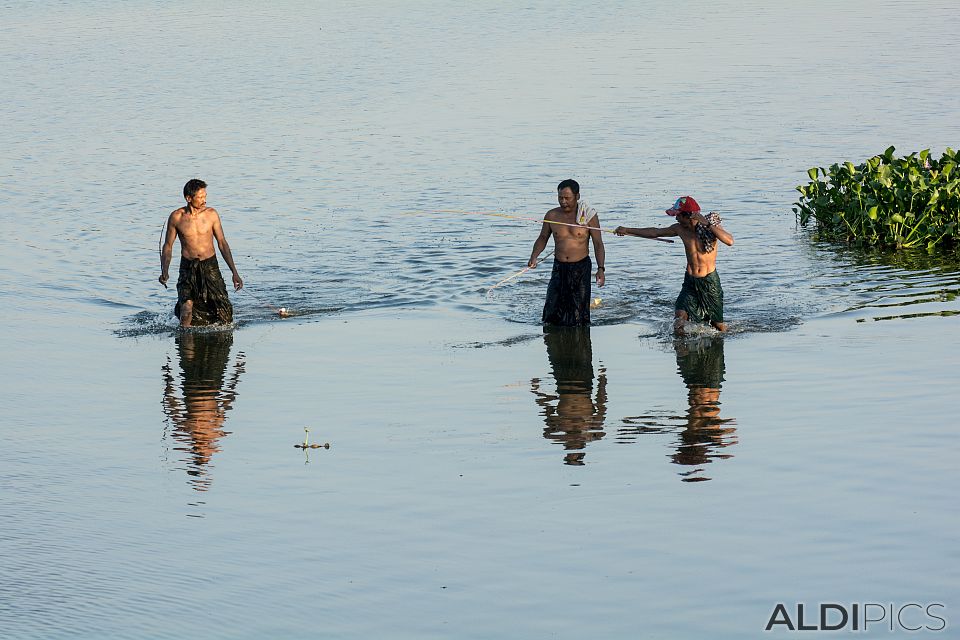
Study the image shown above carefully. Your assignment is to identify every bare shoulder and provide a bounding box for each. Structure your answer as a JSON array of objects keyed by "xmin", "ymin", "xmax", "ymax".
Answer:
[
  {"xmin": 201, "ymin": 207, "xmax": 223, "ymax": 227},
  {"xmin": 544, "ymin": 206, "xmax": 561, "ymax": 221},
  {"xmin": 167, "ymin": 207, "xmax": 185, "ymax": 225}
]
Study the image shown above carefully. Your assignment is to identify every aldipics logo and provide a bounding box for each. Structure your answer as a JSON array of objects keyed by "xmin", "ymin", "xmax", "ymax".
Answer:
[{"xmin": 764, "ymin": 603, "xmax": 947, "ymax": 632}]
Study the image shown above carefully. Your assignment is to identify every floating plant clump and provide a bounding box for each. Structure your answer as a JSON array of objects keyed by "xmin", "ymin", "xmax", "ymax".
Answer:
[{"xmin": 795, "ymin": 146, "xmax": 960, "ymax": 250}]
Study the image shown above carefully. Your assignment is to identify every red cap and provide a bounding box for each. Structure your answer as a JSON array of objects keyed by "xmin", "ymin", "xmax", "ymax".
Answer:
[{"xmin": 665, "ymin": 195, "xmax": 700, "ymax": 216}]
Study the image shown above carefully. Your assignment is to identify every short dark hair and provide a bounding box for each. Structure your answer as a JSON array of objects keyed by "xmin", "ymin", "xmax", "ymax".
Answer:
[
  {"xmin": 183, "ymin": 179, "xmax": 207, "ymax": 199},
  {"xmin": 557, "ymin": 179, "xmax": 579, "ymax": 195}
]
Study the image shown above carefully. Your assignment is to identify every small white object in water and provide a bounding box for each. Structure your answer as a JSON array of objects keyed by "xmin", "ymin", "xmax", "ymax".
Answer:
[
  {"xmin": 590, "ymin": 297, "xmax": 602, "ymax": 309},
  {"xmin": 278, "ymin": 307, "xmax": 289, "ymax": 317}
]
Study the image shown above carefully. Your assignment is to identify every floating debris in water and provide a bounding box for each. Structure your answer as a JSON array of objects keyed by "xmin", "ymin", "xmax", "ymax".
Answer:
[
  {"xmin": 278, "ymin": 307, "xmax": 291, "ymax": 318},
  {"xmin": 294, "ymin": 427, "xmax": 330, "ymax": 449},
  {"xmin": 590, "ymin": 297, "xmax": 602, "ymax": 309}
]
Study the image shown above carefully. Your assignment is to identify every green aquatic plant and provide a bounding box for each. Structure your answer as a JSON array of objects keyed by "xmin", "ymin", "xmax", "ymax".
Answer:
[{"xmin": 795, "ymin": 146, "xmax": 960, "ymax": 249}]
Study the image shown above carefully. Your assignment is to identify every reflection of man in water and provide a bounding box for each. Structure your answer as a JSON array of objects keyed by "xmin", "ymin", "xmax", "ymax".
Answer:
[
  {"xmin": 161, "ymin": 332, "xmax": 244, "ymax": 490},
  {"xmin": 672, "ymin": 338, "xmax": 736, "ymax": 481},
  {"xmin": 530, "ymin": 327, "xmax": 607, "ymax": 465}
]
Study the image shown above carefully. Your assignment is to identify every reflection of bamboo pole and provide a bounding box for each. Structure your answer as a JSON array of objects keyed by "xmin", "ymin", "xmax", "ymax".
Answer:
[
  {"xmin": 486, "ymin": 250, "xmax": 554, "ymax": 298},
  {"xmin": 420, "ymin": 209, "xmax": 674, "ymax": 243}
]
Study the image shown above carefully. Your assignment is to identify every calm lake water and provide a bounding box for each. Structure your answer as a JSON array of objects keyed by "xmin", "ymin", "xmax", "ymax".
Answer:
[{"xmin": 2, "ymin": 1, "xmax": 958, "ymax": 638}]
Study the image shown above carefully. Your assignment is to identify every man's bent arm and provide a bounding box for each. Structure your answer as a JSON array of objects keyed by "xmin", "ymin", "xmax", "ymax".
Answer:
[
  {"xmin": 590, "ymin": 217, "xmax": 605, "ymax": 287},
  {"xmin": 212, "ymin": 212, "xmax": 243, "ymax": 289},
  {"xmin": 528, "ymin": 222, "xmax": 551, "ymax": 267},
  {"xmin": 590, "ymin": 221, "xmax": 605, "ymax": 267},
  {"xmin": 710, "ymin": 223, "xmax": 734, "ymax": 247},
  {"xmin": 159, "ymin": 215, "xmax": 177, "ymax": 286}
]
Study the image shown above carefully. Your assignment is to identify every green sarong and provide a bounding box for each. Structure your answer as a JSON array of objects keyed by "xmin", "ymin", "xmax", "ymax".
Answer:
[
  {"xmin": 174, "ymin": 256, "xmax": 233, "ymax": 326},
  {"xmin": 675, "ymin": 270, "xmax": 724, "ymax": 324}
]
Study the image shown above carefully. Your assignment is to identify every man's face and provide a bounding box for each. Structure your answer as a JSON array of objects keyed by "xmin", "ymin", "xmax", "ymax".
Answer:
[
  {"xmin": 677, "ymin": 210, "xmax": 696, "ymax": 229},
  {"xmin": 186, "ymin": 188, "xmax": 207, "ymax": 210},
  {"xmin": 557, "ymin": 187, "xmax": 578, "ymax": 213}
]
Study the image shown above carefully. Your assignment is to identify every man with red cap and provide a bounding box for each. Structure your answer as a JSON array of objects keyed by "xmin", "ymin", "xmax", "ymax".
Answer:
[{"xmin": 614, "ymin": 196, "xmax": 734, "ymax": 334}]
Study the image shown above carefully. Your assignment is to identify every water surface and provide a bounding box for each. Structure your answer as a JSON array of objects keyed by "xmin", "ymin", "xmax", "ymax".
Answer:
[{"xmin": 1, "ymin": 1, "xmax": 958, "ymax": 638}]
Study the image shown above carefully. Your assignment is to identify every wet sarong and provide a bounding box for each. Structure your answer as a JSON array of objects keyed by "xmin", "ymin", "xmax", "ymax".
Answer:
[
  {"xmin": 675, "ymin": 270, "xmax": 724, "ymax": 324},
  {"xmin": 542, "ymin": 256, "xmax": 592, "ymax": 326},
  {"xmin": 174, "ymin": 256, "xmax": 233, "ymax": 326}
]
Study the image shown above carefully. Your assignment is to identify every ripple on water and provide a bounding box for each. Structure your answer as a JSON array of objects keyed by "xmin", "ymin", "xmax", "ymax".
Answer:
[{"xmin": 805, "ymin": 244, "xmax": 960, "ymax": 323}]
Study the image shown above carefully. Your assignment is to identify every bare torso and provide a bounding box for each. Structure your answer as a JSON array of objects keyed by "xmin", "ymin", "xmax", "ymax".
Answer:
[
  {"xmin": 545, "ymin": 207, "xmax": 591, "ymax": 262},
  {"xmin": 168, "ymin": 207, "xmax": 219, "ymax": 260},
  {"xmin": 675, "ymin": 223, "xmax": 720, "ymax": 277},
  {"xmin": 159, "ymin": 191, "xmax": 242, "ymax": 303}
]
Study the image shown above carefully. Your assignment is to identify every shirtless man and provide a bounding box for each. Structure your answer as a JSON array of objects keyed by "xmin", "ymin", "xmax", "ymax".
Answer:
[
  {"xmin": 615, "ymin": 195, "xmax": 733, "ymax": 334},
  {"xmin": 528, "ymin": 179, "xmax": 605, "ymax": 326},
  {"xmin": 159, "ymin": 179, "xmax": 243, "ymax": 327}
]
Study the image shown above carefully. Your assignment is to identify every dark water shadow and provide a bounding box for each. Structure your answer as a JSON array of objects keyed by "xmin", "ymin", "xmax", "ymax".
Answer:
[
  {"xmin": 619, "ymin": 337, "xmax": 737, "ymax": 482},
  {"xmin": 161, "ymin": 332, "xmax": 245, "ymax": 492},
  {"xmin": 530, "ymin": 326, "xmax": 607, "ymax": 466}
]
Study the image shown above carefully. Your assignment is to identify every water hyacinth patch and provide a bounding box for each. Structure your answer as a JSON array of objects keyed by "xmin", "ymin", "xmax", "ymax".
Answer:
[{"xmin": 794, "ymin": 146, "xmax": 960, "ymax": 249}]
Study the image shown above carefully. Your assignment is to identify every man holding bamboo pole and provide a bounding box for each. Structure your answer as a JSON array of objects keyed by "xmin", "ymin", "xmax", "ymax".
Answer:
[{"xmin": 528, "ymin": 179, "xmax": 605, "ymax": 326}]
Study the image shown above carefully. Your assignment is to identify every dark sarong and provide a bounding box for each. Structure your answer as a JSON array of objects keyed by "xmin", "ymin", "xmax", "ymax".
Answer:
[
  {"xmin": 675, "ymin": 270, "xmax": 724, "ymax": 324},
  {"xmin": 174, "ymin": 256, "xmax": 233, "ymax": 326},
  {"xmin": 542, "ymin": 256, "xmax": 592, "ymax": 326}
]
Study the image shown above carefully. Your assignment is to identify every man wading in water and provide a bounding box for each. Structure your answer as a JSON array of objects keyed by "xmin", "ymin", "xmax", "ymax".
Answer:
[
  {"xmin": 615, "ymin": 195, "xmax": 733, "ymax": 334},
  {"xmin": 159, "ymin": 179, "xmax": 243, "ymax": 327},
  {"xmin": 528, "ymin": 179, "xmax": 606, "ymax": 326}
]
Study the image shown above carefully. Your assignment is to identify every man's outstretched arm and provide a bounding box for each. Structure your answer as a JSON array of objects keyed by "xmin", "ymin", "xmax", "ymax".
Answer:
[{"xmin": 614, "ymin": 224, "xmax": 679, "ymax": 238}]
